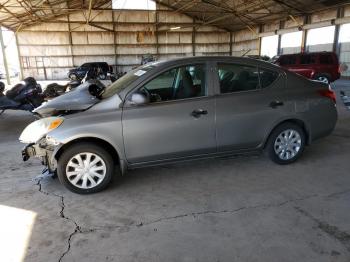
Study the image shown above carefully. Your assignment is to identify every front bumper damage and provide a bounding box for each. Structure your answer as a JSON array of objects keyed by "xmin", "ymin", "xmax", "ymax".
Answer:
[{"xmin": 22, "ymin": 138, "xmax": 60, "ymax": 175}]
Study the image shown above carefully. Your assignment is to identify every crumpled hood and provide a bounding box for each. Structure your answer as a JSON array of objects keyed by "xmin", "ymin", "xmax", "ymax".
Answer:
[{"xmin": 34, "ymin": 80, "xmax": 104, "ymax": 117}]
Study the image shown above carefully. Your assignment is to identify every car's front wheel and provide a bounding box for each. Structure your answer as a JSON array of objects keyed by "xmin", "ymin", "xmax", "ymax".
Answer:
[
  {"xmin": 57, "ymin": 143, "xmax": 114, "ymax": 194},
  {"xmin": 266, "ymin": 123, "xmax": 306, "ymax": 165}
]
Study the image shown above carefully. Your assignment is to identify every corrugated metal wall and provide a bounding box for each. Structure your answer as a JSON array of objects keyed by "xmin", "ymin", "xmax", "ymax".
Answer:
[
  {"xmin": 16, "ymin": 4, "xmax": 350, "ymax": 80},
  {"xmin": 16, "ymin": 6, "xmax": 238, "ymax": 80}
]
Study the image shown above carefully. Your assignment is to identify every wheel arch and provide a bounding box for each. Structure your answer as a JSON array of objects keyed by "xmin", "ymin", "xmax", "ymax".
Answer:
[
  {"xmin": 313, "ymin": 72, "xmax": 332, "ymax": 82},
  {"xmin": 263, "ymin": 118, "xmax": 310, "ymax": 149},
  {"xmin": 54, "ymin": 137, "xmax": 126, "ymax": 174}
]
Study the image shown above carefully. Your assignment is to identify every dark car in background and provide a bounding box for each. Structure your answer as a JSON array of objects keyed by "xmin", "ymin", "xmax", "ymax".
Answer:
[
  {"xmin": 273, "ymin": 51, "xmax": 341, "ymax": 84},
  {"xmin": 68, "ymin": 62, "xmax": 112, "ymax": 80}
]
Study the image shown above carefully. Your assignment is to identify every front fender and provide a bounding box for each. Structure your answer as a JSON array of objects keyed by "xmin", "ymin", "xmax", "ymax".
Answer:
[{"xmin": 48, "ymin": 110, "xmax": 125, "ymax": 161}]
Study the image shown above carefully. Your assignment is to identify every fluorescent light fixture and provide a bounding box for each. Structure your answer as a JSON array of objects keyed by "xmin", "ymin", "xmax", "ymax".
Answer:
[{"xmin": 170, "ymin": 26, "xmax": 181, "ymax": 30}]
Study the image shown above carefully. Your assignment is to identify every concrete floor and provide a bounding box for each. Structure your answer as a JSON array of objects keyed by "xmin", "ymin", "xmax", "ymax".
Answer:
[{"xmin": 1, "ymin": 80, "xmax": 350, "ymax": 262}]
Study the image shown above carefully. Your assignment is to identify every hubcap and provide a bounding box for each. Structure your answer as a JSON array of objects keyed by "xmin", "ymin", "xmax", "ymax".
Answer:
[
  {"xmin": 318, "ymin": 76, "xmax": 329, "ymax": 84},
  {"xmin": 274, "ymin": 129, "xmax": 302, "ymax": 160},
  {"xmin": 66, "ymin": 152, "xmax": 106, "ymax": 189}
]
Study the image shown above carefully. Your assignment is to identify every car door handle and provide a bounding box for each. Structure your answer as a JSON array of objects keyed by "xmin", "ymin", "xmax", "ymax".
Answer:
[
  {"xmin": 191, "ymin": 109, "xmax": 208, "ymax": 118},
  {"xmin": 269, "ymin": 101, "xmax": 284, "ymax": 108}
]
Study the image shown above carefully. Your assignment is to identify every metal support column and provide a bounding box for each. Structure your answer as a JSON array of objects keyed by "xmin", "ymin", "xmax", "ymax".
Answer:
[
  {"xmin": 67, "ymin": 14, "xmax": 74, "ymax": 68},
  {"xmin": 333, "ymin": 7, "xmax": 344, "ymax": 56},
  {"xmin": 301, "ymin": 15, "xmax": 310, "ymax": 53},
  {"xmin": 229, "ymin": 31, "xmax": 233, "ymax": 56},
  {"xmin": 277, "ymin": 21, "xmax": 284, "ymax": 55},
  {"xmin": 15, "ymin": 33, "xmax": 24, "ymax": 79},
  {"xmin": 155, "ymin": 9, "xmax": 159, "ymax": 57},
  {"xmin": 0, "ymin": 27, "xmax": 10, "ymax": 85},
  {"xmin": 111, "ymin": 10, "xmax": 117, "ymax": 72},
  {"xmin": 258, "ymin": 24, "xmax": 263, "ymax": 56},
  {"xmin": 192, "ymin": 18, "xmax": 196, "ymax": 56}
]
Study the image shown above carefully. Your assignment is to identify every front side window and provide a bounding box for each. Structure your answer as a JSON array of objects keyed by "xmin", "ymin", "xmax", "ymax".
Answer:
[
  {"xmin": 218, "ymin": 63, "xmax": 259, "ymax": 93},
  {"xmin": 138, "ymin": 64, "xmax": 206, "ymax": 103},
  {"xmin": 102, "ymin": 65, "xmax": 156, "ymax": 99}
]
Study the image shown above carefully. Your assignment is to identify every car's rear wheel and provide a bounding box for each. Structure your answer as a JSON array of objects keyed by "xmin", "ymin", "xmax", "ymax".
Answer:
[
  {"xmin": 266, "ymin": 123, "xmax": 306, "ymax": 165},
  {"xmin": 57, "ymin": 143, "xmax": 114, "ymax": 194}
]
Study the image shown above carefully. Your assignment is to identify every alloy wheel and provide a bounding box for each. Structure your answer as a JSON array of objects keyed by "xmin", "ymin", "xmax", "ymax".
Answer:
[{"xmin": 274, "ymin": 129, "xmax": 302, "ymax": 160}]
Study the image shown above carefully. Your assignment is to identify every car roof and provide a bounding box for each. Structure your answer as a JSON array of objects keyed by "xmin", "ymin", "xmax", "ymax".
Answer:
[{"xmin": 152, "ymin": 55, "xmax": 281, "ymax": 70}]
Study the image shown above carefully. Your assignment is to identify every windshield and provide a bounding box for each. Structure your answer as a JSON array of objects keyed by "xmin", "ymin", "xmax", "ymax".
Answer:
[{"xmin": 101, "ymin": 64, "xmax": 156, "ymax": 99}]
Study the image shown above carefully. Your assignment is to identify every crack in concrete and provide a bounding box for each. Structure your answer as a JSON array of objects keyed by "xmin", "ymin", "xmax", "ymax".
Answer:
[
  {"xmin": 294, "ymin": 206, "xmax": 350, "ymax": 252},
  {"xmin": 136, "ymin": 193, "xmax": 319, "ymax": 227},
  {"xmin": 326, "ymin": 188, "xmax": 350, "ymax": 199},
  {"xmin": 33, "ymin": 180, "xmax": 350, "ymax": 261},
  {"xmin": 35, "ymin": 179, "xmax": 81, "ymax": 262}
]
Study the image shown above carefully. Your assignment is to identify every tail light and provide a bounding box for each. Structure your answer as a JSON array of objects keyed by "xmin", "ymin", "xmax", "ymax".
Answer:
[{"xmin": 319, "ymin": 86, "xmax": 336, "ymax": 104}]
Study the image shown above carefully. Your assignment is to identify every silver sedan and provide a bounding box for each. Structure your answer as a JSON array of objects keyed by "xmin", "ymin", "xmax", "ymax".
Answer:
[{"xmin": 20, "ymin": 56, "xmax": 337, "ymax": 194}]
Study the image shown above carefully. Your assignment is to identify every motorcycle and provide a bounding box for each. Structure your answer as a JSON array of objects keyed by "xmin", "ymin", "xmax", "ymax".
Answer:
[{"xmin": 0, "ymin": 77, "xmax": 44, "ymax": 115}]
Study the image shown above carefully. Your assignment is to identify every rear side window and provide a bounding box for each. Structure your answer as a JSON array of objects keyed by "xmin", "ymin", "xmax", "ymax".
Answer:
[
  {"xmin": 300, "ymin": 54, "xmax": 316, "ymax": 64},
  {"xmin": 279, "ymin": 55, "xmax": 296, "ymax": 65},
  {"xmin": 217, "ymin": 63, "xmax": 259, "ymax": 93},
  {"xmin": 259, "ymin": 68, "xmax": 279, "ymax": 88},
  {"xmin": 320, "ymin": 54, "xmax": 334, "ymax": 64}
]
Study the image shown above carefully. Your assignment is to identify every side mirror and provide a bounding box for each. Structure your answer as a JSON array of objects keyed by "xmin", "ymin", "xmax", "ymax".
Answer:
[{"xmin": 127, "ymin": 92, "xmax": 149, "ymax": 106}]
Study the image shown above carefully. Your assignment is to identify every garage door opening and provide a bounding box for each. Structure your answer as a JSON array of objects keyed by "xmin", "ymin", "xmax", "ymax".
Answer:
[
  {"xmin": 0, "ymin": 27, "xmax": 21, "ymax": 85},
  {"xmin": 306, "ymin": 26, "xmax": 335, "ymax": 52},
  {"xmin": 281, "ymin": 31, "xmax": 302, "ymax": 54},
  {"xmin": 260, "ymin": 35, "xmax": 278, "ymax": 59}
]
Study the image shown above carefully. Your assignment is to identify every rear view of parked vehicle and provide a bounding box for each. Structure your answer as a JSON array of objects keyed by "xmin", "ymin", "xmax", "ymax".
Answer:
[
  {"xmin": 20, "ymin": 56, "xmax": 337, "ymax": 194},
  {"xmin": 273, "ymin": 51, "xmax": 341, "ymax": 84}
]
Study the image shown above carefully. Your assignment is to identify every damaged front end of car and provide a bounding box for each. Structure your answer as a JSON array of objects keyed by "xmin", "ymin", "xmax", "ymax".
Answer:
[
  {"xmin": 20, "ymin": 117, "xmax": 65, "ymax": 176},
  {"xmin": 20, "ymin": 80, "xmax": 107, "ymax": 175},
  {"xmin": 22, "ymin": 137, "xmax": 61, "ymax": 176}
]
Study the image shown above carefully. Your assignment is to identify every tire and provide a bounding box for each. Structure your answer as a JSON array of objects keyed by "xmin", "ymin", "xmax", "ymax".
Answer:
[
  {"xmin": 57, "ymin": 143, "xmax": 115, "ymax": 194},
  {"xmin": 98, "ymin": 73, "xmax": 107, "ymax": 80},
  {"xmin": 69, "ymin": 73, "xmax": 77, "ymax": 80},
  {"xmin": 265, "ymin": 123, "xmax": 306, "ymax": 165},
  {"xmin": 315, "ymin": 74, "xmax": 330, "ymax": 84}
]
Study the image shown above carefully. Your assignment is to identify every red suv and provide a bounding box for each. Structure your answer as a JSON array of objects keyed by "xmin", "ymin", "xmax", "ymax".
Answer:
[{"xmin": 273, "ymin": 52, "xmax": 341, "ymax": 84}]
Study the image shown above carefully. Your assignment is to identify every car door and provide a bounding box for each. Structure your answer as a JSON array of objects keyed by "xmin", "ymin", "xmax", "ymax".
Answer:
[
  {"xmin": 215, "ymin": 62, "xmax": 293, "ymax": 152},
  {"xmin": 122, "ymin": 62, "xmax": 216, "ymax": 164}
]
